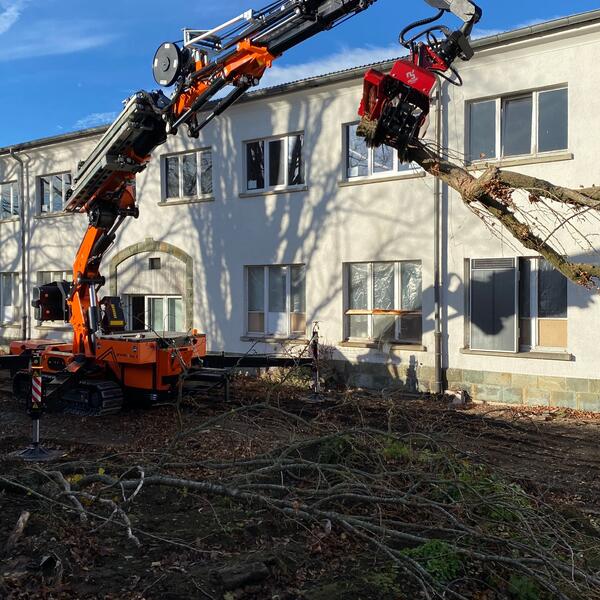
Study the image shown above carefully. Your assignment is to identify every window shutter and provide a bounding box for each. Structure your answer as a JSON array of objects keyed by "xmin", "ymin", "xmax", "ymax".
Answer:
[{"xmin": 470, "ymin": 258, "xmax": 517, "ymax": 352}]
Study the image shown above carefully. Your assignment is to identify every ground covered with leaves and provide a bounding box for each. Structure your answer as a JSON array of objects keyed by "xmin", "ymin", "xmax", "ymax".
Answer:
[{"xmin": 0, "ymin": 374, "xmax": 599, "ymax": 599}]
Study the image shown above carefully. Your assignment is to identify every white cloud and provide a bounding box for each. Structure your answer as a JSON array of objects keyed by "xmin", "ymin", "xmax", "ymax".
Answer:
[
  {"xmin": 0, "ymin": 19, "xmax": 117, "ymax": 61},
  {"xmin": 74, "ymin": 111, "xmax": 117, "ymax": 129},
  {"xmin": 258, "ymin": 44, "xmax": 401, "ymax": 89},
  {"xmin": 0, "ymin": 0, "xmax": 27, "ymax": 34}
]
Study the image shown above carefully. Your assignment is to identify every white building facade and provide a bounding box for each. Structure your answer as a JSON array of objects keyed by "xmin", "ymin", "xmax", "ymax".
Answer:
[{"xmin": 2, "ymin": 11, "xmax": 600, "ymax": 410}]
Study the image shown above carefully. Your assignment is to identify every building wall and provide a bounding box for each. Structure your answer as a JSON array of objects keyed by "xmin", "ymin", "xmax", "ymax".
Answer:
[{"xmin": 2, "ymin": 16, "xmax": 600, "ymax": 410}]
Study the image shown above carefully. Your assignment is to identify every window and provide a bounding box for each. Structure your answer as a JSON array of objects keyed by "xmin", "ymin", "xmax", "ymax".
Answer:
[
  {"xmin": 0, "ymin": 181, "xmax": 19, "ymax": 220},
  {"xmin": 38, "ymin": 271, "xmax": 73, "ymax": 286},
  {"xmin": 246, "ymin": 265, "xmax": 306, "ymax": 337},
  {"xmin": 39, "ymin": 173, "xmax": 72, "ymax": 214},
  {"xmin": 468, "ymin": 87, "xmax": 568, "ymax": 161},
  {"xmin": 344, "ymin": 261, "xmax": 422, "ymax": 343},
  {"xmin": 147, "ymin": 296, "xmax": 183, "ymax": 332},
  {"xmin": 245, "ymin": 134, "xmax": 304, "ymax": 192},
  {"xmin": 468, "ymin": 257, "xmax": 567, "ymax": 353},
  {"xmin": 344, "ymin": 123, "xmax": 420, "ymax": 179},
  {"xmin": 165, "ymin": 150, "xmax": 212, "ymax": 200},
  {"xmin": 149, "ymin": 258, "xmax": 161, "ymax": 270},
  {"xmin": 1, "ymin": 272, "xmax": 18, "ymax": 323}
]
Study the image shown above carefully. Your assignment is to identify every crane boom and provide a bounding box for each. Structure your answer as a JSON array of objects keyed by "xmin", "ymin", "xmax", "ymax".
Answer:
[{"xmin": 26, "ymin": 0, "xmax": 481, "ymax": 412}]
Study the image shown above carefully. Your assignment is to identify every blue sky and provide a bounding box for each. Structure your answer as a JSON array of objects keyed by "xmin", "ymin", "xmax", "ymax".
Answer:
[{"xmin": 1, "ymin": 0, "xmax": 599, "ymax": 147}]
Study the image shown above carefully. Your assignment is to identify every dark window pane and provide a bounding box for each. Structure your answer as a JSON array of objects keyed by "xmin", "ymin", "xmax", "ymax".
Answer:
[
  {"xmin": 348, "ymin": 264, "xmax": 368, "ymax": 310},
  {"xmin": 51, "ymin": 175, "xmax": 64, "ymax": 212},
  {"xmin": 401, "ymin": 262, "xmax": 422, "ymax": 310},
  {"xmin": 246, "ymin": 141, "xmax": 264, "ymax": 190},
  {"xmin": 269, "ymin": 140, "xmax": 285, "ymax": 187},
  {"xmin": 166, "ymin": 157, "xmax": 179, "ymax": 198},
  {"xmin": 1, "ymin": 185, "xmax": 10, "ymax": 220},
  {"xmin": 41, "ymin": 177, "xmax": 50, "ymax": 213},
  {"xmin": 200, "ymin": 151, "xmax": 213, "ymax": 195},
  {"xmin": 502, "ymin": 96, "xmax": 532, "ymax": 156},
  {"xmin": 288, "ymin": 135, "xmax": 304, "ymax": 185},
  {"xmin": 182, "ymin": 153, "xmax": 197, "ymax": 196},
  {"xmin": 347, "ymin": 124, "xmax": 368, "ymax": 178},
  {"xmin": 471, "ymin": 265, "xmax": 516, "ymax": 352},
  {"xmin": 399, "ymin": 314, "xmax": 422, "ymax": 342},
  {"xmin": 373, "ymin": 263, "xmax": 394, "ymax": 309},
  {"xmin": 248, "ymin": 267, "xmax": 264, "ymax": 312},
  {"xmin": 291, "ymin": 265, "xmax": 305, "ymax": 313},
  {"xmin": 469, "ymin": 100, "xmax": 496, "ymax": 161},
  {"xmin": 11, "ymin": 182, "xmax": 19, "ymax": 215},
  {"xmin": 538, "ymin": 259, "xmax": 567, "ymax": 318},
  {"xmin": 373, "ymin": 144, "xmax": 393, "ymax": 173},
  {"xmin": 518, "ymin": 258, "xmax": 532, "ymax": 318},
  {"xmin": 539, "ymin": 88, "xmax": 568, "ymax": 153}
]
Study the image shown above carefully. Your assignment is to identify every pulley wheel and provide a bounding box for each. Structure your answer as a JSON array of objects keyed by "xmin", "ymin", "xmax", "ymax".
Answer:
[{"xmin": 153, "ymin": 42, "xmax": 182, "ymax": 87}]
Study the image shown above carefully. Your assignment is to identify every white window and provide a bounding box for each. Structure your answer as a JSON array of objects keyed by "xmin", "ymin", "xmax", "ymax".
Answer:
[
  {"xmin": 38, "ymin": 271, "xmax": 73, "ymax": 286},
  {"xmin": 146, "ymin": 296, "xmax": 184, "ymax": 332},
  {"xmin": 0, "ymin": 181, "xmax": 19, "ymax": 220},
  {"xmin": 245, "ymin": 134, "xmax": 304, "ymax": 192},
  {"xmin": 39, "ymin": 173, "xmax": 72, "ymax": 214},
  {"xmin": 468, "ymin": 87, "xmax": 568, "ymax": 162},
  {"xmin": 246, "ymin": 265, "xmax": 306, "ymax": 337},
  {"xmin": 1, "ymin": 272, "xmax": 18, "ymax": 323},
  {"xmin": 468, "ymin": 257, "xmax": 567, "ymax": 353},
  {"xmin": 344, "ymin": 123, "xmax": 420, "ymax": 179},
  {"xmin": 344, "ymin": 261, "xmax": 422, "ymax": 343},
  {"xmin": 164, "ymin": 149, "xmax": 213, "ymax": 200}
]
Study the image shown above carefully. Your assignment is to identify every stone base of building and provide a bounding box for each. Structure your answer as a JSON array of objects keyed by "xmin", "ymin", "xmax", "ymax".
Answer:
[{"xmin": 330, "ymin": 361, "xmax": 600, "ymax": 412}]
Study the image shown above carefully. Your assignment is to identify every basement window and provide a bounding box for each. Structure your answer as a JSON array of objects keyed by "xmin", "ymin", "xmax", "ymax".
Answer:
[
  {"xmin": 246, "ymin": 265, "xmax": 306, "ymax": 337},
  {"xmin": 344, "ymin": 123, "xmax": 421, "ymax": 180},
  {"xmin": 0, "ymin": 181, "xmax": 19, "ymax": 220},
  {"xmin": 164, "ymin": 149, "xmax": 213, "ymax": 200},
  {"xmin": 0, "ymin": 272, "xmax": 18, "ymax": 324},
  {"xmin": 467, "ymin": 257, "xmax": 568, "ymax": 353},
  {"xmin": 468, "ymin": 87, "xmax": 568, "ymax": 162},
  {"xmin": 39, "ymin": 173, "xmax": 72, "ymax": 214},
  {"xmin": 344, "ymin": 261, "xmax": 422, "ymax": 344},
  {"xmin": 244, "ymin": 133, "xmax": 305, "ymax": 193}
]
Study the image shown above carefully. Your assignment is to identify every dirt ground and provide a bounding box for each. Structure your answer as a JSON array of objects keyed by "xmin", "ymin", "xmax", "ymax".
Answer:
[{"xmin": 1, "ymin": 371, "xmax": 599, "ymax": 599}]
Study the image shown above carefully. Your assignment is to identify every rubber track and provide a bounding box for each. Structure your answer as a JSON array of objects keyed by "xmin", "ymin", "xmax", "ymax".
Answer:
[{"xmin": 63, "ymin": 380, "xmax": 124, "ymax": 417}]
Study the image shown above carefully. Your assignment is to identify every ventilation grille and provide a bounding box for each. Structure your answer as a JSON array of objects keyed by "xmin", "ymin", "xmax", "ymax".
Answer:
[{"xmin": 471, "ymin": 258, "xmax": 515, "ymax": 270}]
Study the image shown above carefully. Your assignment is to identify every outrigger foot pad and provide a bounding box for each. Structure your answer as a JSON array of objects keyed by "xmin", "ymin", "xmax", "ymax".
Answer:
[{"xmin": 11, "ymin": 444, "xmax": 64, "ymax": 462}]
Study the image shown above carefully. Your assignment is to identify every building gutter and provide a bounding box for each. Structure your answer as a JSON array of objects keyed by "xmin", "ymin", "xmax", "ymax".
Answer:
[
  {"xmin": 9, "ymin": 148, "xmax": 28, "ymax": 340},
  {"xmin": 433, "ymin": 90, "xmax": 443, "ymax": 395}
]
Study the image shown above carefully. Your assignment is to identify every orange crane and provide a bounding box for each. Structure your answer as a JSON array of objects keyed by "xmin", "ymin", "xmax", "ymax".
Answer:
[{"xmin": 6, "ymin": 0, "xmax": 481, "ymax": 415}]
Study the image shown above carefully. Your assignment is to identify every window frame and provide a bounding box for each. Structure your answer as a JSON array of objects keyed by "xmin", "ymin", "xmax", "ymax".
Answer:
[
  {"xmin": 244, "ymin": 264, "xmax": 307, "ymax": 338},
  {"xmin": 0, "ymin": 181, "xmax": 19, "ymax": 220},
  {"xmin": 0, "ymin": 272, "xmax": 18, "ymax": 324},
  {"xmin": 343, "ymin": 122, "xmax": 422, "ymax": 181},
  {"xmin": 343, "ymin": 260, "xmax": 423, "ymax": 344},
  {"xmin": 467, "ymin": 257, "xmax": 568, "ymax": 354},
  {"xmin": 38, "ymin": 172, "xmax": 72, "ymax": 215},
  {"xmin": 145, "ymin": 295, "xmax": 184, "ymax": 332},
  {"xmin": 163, "ymin": 148, "xmax": 213, "ymax": 201},
  {"xmin": 243, "ymin": 133, "xmax": 305, "ymax": 193},
  {"xmin": 467, "ymin": 86, "xmax": 568, "ymax": 163}
]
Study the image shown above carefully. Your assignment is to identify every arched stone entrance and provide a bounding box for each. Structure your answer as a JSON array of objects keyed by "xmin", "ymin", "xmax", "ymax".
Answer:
[{"xmin": 109, "ymin": 238, "xmax": 194, "ymax": 330}]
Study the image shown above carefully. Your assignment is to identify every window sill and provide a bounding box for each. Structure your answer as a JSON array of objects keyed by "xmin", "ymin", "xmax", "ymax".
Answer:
[
  {"xmin": 35, "ymin": 324, "xmax": 71, "ymax": 331},
  {"xmin": 34, "ymin": 212, "xmax": 75, "ymax": 220},
  {"xmin": 159, "ymin": 196, "xmax": 215, "ymax": 206},
  {"xmin": 338, "ymin": 171, "xmax": 426, "ymax": 187},
  {"xmin": 468, "ymin": 151, "xmax": 573, "ymax": 170},
  {"xmin": 0, "ymin": 322, "xmax": 20, "ymax": 329},
  {"xmin": 0, "ymin": 217, "xmax": 19, "ymax": 224},
  {"xmin": 239, "ymin": 185, "xmax": 308, "ymax": 199},
  {"xmin": 460, "ymin": 348, "xmax": 573, "ymax": 361},
  {"xmin": 240, "ymin": 336, "xmax": 309, "ymax": 345},
  {"xmin": 339, "ymin": 340, "xmax": 427, "ymax": 352}
]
